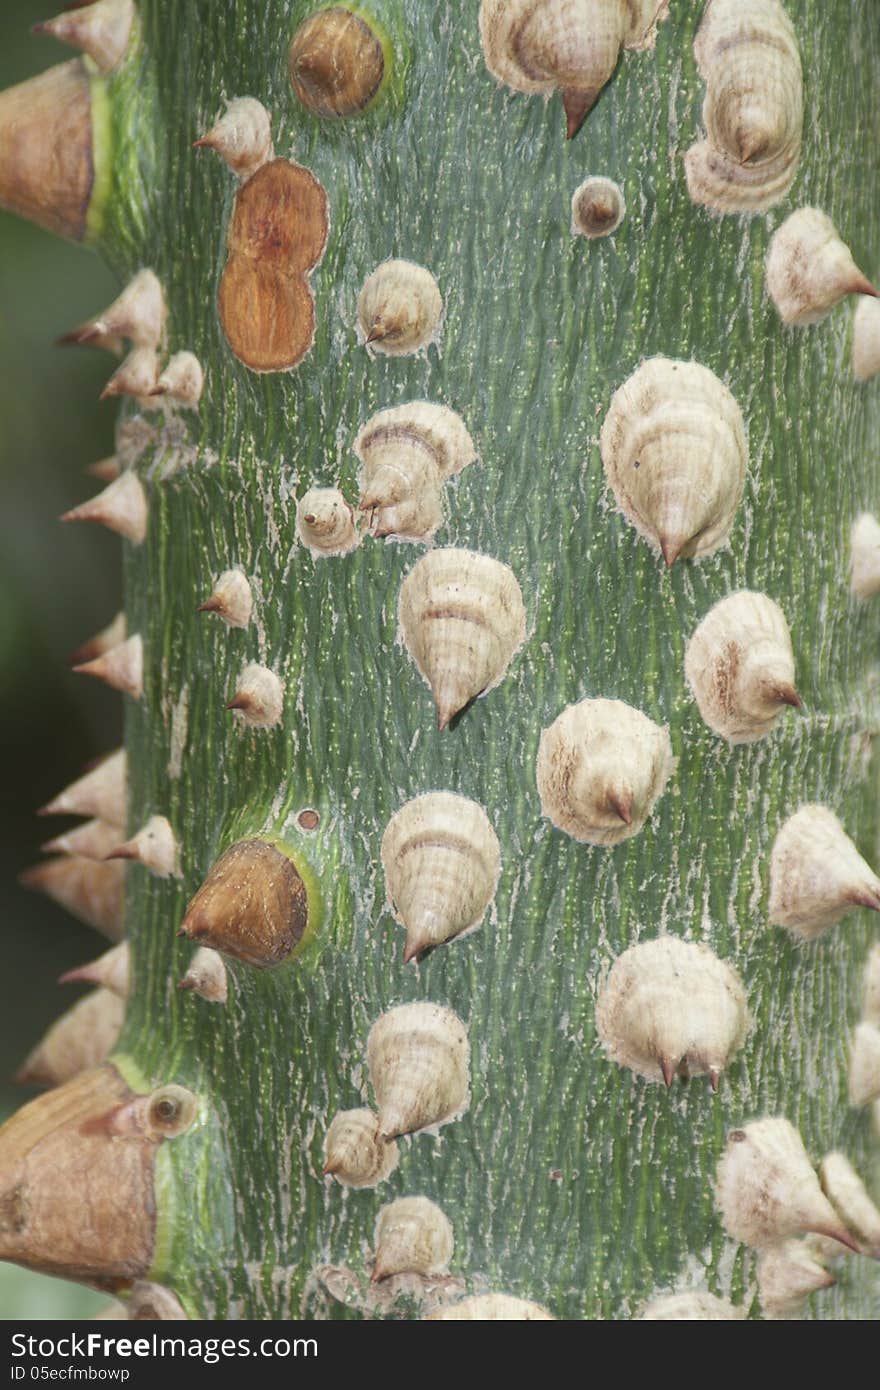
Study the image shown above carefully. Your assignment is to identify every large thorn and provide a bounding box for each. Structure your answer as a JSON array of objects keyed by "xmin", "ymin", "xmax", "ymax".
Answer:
[
  {"xmin": 0, "ymin": 1065, "xmax": 158, "ymax": 1288},
  {"xmin": 0, "ymin": 59, "xmax": 100, "ymax": 242}
]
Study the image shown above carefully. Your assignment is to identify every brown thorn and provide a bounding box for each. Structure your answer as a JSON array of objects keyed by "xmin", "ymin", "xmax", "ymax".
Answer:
[
  {"xmin": 850, "ymin": 275, "xmax": 878, "ymax": 300},
  {"xmin": 562, "ymin": 88, "xmax": 597, "ymax": 140},
  {"xmin": 55, "ymin": 325, "xmax": 104, "ymax": 349},
  {"xmin": 709, "ymin": 1068, "xmax": 721, "ymax": 1093},
  {"xmin": 57, "ymin": 963, "xmax": 92, "ymax": 987},
  {"xmin": 659, "ymin": 535, "xmax": 683, "ymax": 568},
  {"xmin": 659, "ymin": 1057, "xmax": 675, "ymax": 1089},
  {"xmin": 770, "ymin": 682, "xmax": 802, "ymax": 710},
  {"xmin": 848, "ymin": 886, "xmax": 880, "ymax": 912},
  {"xmin": 811, "ymin": 1225, "xmax": 861, "ymax": 1256},
  {"xmin": 606, "ymin": 790, "xmax": 633, "ymax": 826}
]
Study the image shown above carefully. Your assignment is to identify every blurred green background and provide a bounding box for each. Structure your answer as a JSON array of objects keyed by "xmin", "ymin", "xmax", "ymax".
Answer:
[{"xmin": 1, "ymin": 0, "xmax": 126, "ymax": 1319}]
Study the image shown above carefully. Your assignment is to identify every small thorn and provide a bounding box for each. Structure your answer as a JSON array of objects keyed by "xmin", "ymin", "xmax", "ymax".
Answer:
[
  {"xmin": 104, "ymin": 815, "xmax": 180, "ymax": 878},
  {"xmin": 192, "ymin": 98, "xmax": 273, "ymax": 180},
  {"xmin": 322, "ymin": 1161, "xmax": 340, "ymax": 1177},
  {"xmin": 58, "ymin": 942, "xmax": 129, "ymax": 997},
  {"xmin": 659, "ymin": 535, "xmax": 683, "ymax": 568},
  {"xmin": 709, "ymin": 1068, "xmax": 721, "ymax": 1093},
  {"xmin": 812, "ymin": 1225, "xmax": 861, "ymax": 1256},
  {"xmin": 196, "ymin": 570, "xmax": 253, "ymax": 628},
  {"xmin": 177, "ymin": 945, "xmax": 227, "ymax": 1002},
  {"xmin": 30, "ymin": 0, "xmax": 135, "ymax": 74},
  {"xmin": 849, "ymin": 274, "xmax": 878, "ymax": 300},
  {"xmin": 100, "ymin": 346, "xmax": 160, "ymax": 402},
  {"xmin": 562, "ymin": 88, "xmax": 597, "ymax": 140},
  {"xmin": 659, "ymin": 1057, "xmax": 675, "ymax": 1089},
  {"xmin": 403, "ymin": 937, "xmax": 423, "ymax": 965},
  {"xmin": 69, "ymin": 611, "xmax": 126, "ymax": 667},
  {"xmin": 39, "ymin": 748, "xmax": 127, "ymax": 823},
  {"xmin": 848, "ymin": 886, "xmax": 880, "ymax": 913},
  {"xmin": 150, "ymin": 350, "xmax": 204, "ymax": 408},
  {"xmin": 56, "ymin": 326, "xmax": 124, "ymax": 357},
  {"xmin": 771, "ymin": 682, "xmax": 802, "ymax": 710},
  {"xmin": 20, "ymin": 857, "xmax": 124, "ymax": 939},
  {"xmin": 60, "ymin": 270, "xmax": 166, "ymax": 351},
  {"xmin": 42, "ymin": 818, "xmax": 121, "ymax": 860},
  {"xmin": 105, "ymin": 844, "xmax": 137, "ymax": 862},
  {"xmin": 365, "ymin": 324, "xmax": 385, "ymax": 345},
  {"xmin": 84, "ymin": 457, "xmax": 121, "ymax": 483},
  {"xmin": 72, "ymin": 634, "xmax": 143, "ymax": 700},
  {"xmin": 225, "ymin": 664, "xmax": 284, "ymax": 727},
  {"xmin": 606, "ymin": 790, "xmax": 633, "ymax": 826},
  {"xmin": 736, "ymin": 132, "xmax": 770, "ymax": 165},
  {"xmin": 61, "ymin": 472, "xmax": 148, "ymax": 545},
  {"xmin": 176, "ymin": 928, "xmax": 187, "ymax": 938}
]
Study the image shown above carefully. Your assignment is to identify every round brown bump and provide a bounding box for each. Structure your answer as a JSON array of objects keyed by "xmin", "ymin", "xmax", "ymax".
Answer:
[
  {"xmin": 298, "ymin": 809, "xmax": 320, "ymax": 831},
  {"xmin": 288, "ymin": 7, "xmax": 385, "ymax": 118},
  {"xmin": 179, "ymin": 839, "xmax": 309, "ymax": 968}
]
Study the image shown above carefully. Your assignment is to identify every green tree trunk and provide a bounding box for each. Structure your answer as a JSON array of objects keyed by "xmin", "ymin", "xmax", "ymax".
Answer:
[{"xmin": 2, "ymin": 0, "xmax": 879, "ymax": 1320}]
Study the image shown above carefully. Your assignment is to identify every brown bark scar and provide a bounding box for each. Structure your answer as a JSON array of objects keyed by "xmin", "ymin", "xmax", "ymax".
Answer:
[{"xmin": 218, "ymin": 158, "xmax": 329, "ymax": 373}]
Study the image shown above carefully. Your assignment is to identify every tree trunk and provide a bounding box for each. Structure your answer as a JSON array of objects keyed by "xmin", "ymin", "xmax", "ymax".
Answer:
[{"xmin": 1, "ymin": 0, "xmax": 879, "ymax": 1320}]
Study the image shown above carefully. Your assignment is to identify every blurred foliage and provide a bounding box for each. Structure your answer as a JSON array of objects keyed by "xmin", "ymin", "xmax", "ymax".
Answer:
[{"xmin": 0, "ymin": 0, "xmax": 126, "ymax": 1321}]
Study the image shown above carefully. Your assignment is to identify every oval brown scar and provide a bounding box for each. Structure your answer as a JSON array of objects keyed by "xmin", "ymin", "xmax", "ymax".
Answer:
[{"xmin": 218, "ymin": 158, "xmax": 329, "ymax": 373}]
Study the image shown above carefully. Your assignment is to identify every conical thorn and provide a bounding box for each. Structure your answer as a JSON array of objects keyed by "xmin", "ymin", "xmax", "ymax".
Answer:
[
  {"xmin": 403, "ymin": 937, "xmax": 424, "ymax": 965},
  {"xmin": 771, "ymin": 682, "xmax": 802, "ymax": 710},
  {"xmin": 659, "ymin": 535, "xmax": 683, "ymax": 568},
  {"xmin": 659, "ymin": 1056, "xmax": 675, "ymax": 1089},
  {"xmin": 811, "ymin": 1225, "xmax": 861, "ymax": 1256},
  {"xmin": 848, "ymin": 886, "xmax": 880, "ymax": 913},
  {"xmin": 606, "ymin": 790, "xmax": 633, "ymax": 826},
  {"xmin": 562, "ymin": 87, "xmax": 597, "ymax": 140},
  {"xmin": 849, "ymin": 275, "xmax": 878, "ymax": 300}
]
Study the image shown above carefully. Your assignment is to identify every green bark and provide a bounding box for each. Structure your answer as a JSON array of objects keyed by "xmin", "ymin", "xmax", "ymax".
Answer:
[{"xmin": 13, "ymin": 0, "xmax": 880, "ymax": 1318}]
